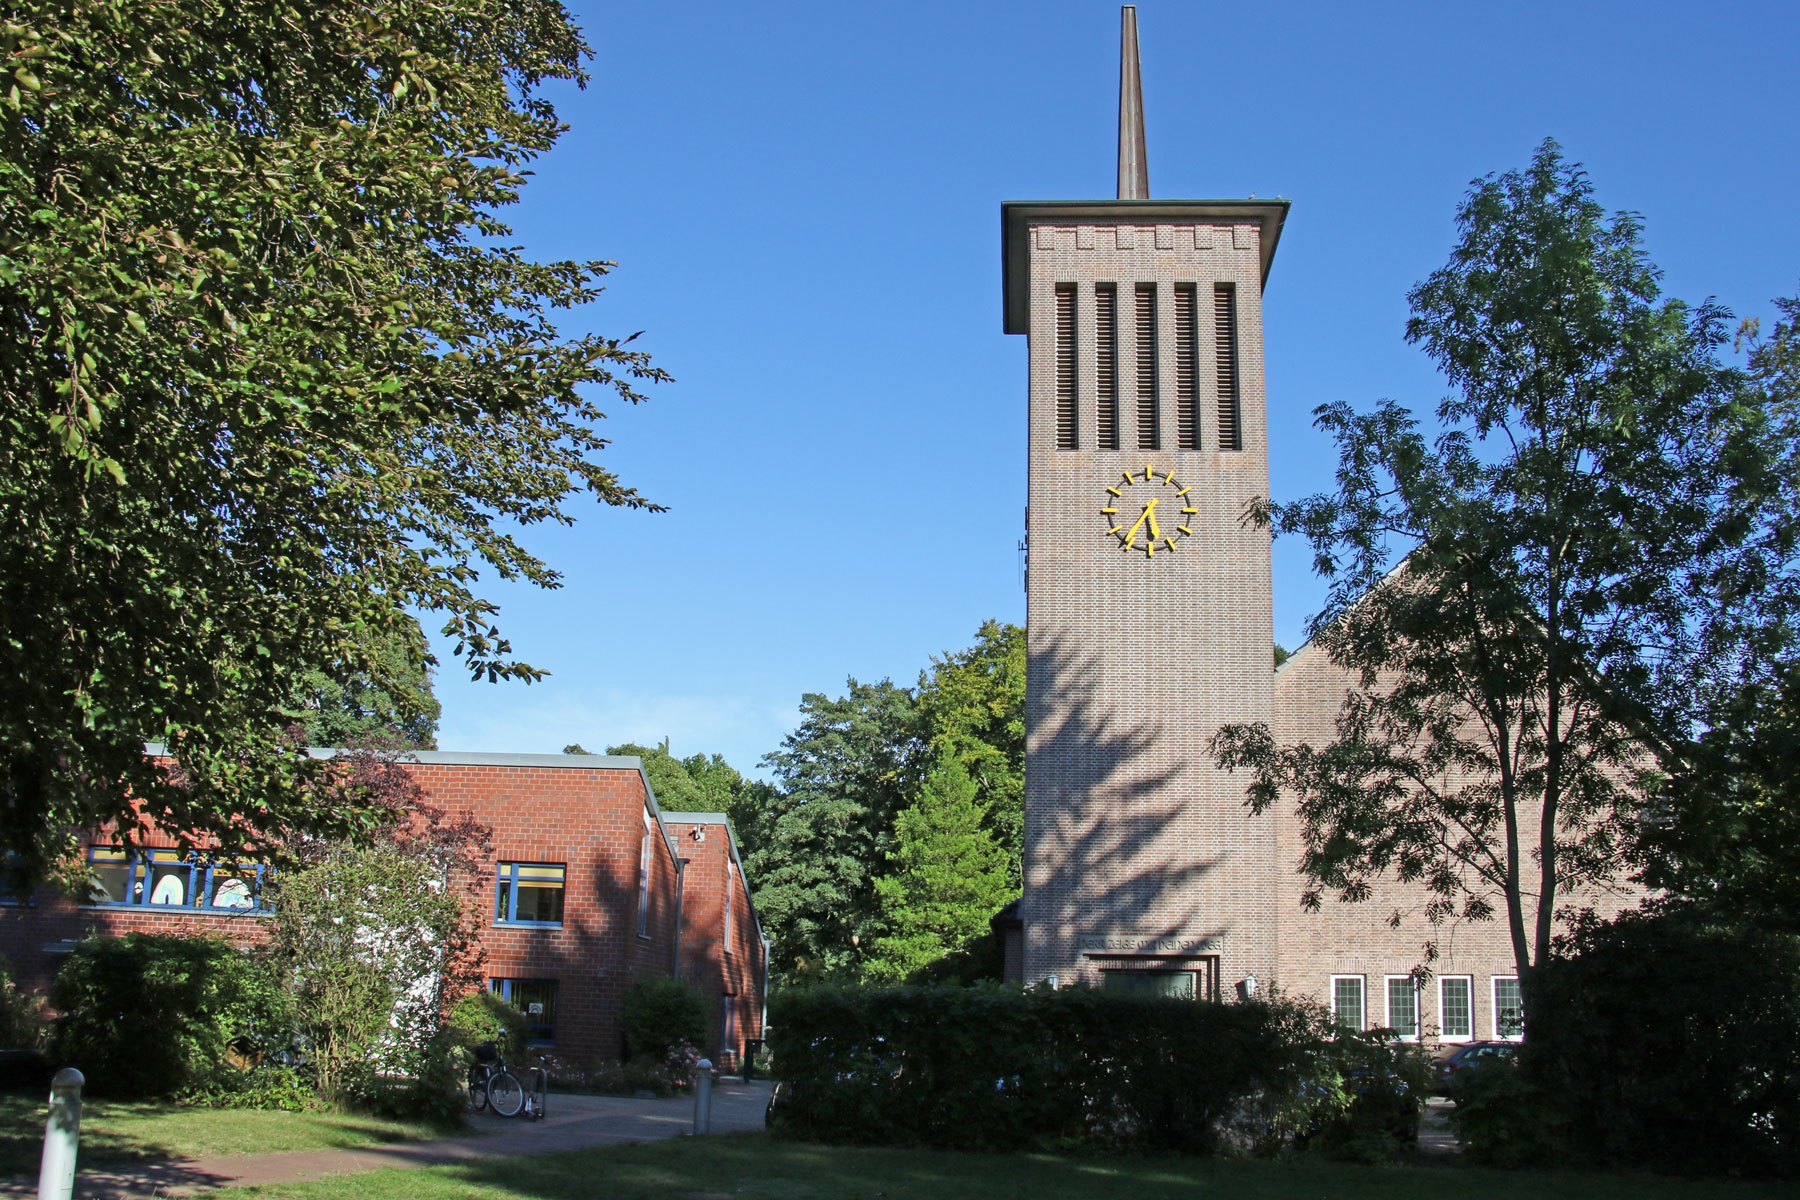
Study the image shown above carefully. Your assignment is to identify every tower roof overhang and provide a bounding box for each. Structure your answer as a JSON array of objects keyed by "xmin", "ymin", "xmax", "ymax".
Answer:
[{"xmin": 1001, "ymin": 198, "xmax": 1291, "ymax": 334}]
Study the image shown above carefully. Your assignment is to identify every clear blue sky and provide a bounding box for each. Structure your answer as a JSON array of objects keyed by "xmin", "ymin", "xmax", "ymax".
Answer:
[{"xmin": 429, "ymin": 0, "xmax": 1800, "ymax": 777}]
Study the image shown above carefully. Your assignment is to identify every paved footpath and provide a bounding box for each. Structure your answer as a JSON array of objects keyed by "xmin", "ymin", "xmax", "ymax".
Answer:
[{"xmin": 4, "ymin": 1080, "xmax": 773, "ymax": 1199}]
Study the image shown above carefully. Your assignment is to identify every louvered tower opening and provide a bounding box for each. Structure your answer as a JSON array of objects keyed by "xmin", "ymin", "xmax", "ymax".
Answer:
[
  {"xmin": 1055, "ymin": 285, "xmax": 1077, "ymax": 450},
  {"xmin": 1135, "ymin": 284, "xmax": 1158, "ymax": 450},
  {"xmin": 1095, "ymin": 285, "xmax": 1119, "ymax": 451},
  {"xmin": 1174, "ymin": 284, "xmax": 1197, "ymax": 450},
  {"xmin": 1215, "ymin": 283, "xmax": 1241, "ymax": 451}
]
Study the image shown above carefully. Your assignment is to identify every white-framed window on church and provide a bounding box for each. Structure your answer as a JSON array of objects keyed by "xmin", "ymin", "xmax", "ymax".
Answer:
[
  {"xmin": 1101, "ymin": 968, "xmax": 1196, "ymax": 999},
  {"xmin": 636, "ymin": 813, "xmax": 653, "ymax": 938},
  {"xmin": 1054, "ymin": 284, "xmax": 1078, "ymax": 450},
  {"xmin": 721, "ymin": 993, "xmax": 738, "ymax": 1062},
  {"xmin": 1330, "ymin": 975, "xmax": 1365, "ymax": 1032},
  {"xmin": 1385, "ymin": 975, "xmax": 1420, "ymax": 1042},
  {"xmin": 1493, "ymin": 976, "xmax": 1524, "ymax": 1040},
  {"xmin": 1439, "ymin": 975, "xmax": 1474, "ymax": 1042}
]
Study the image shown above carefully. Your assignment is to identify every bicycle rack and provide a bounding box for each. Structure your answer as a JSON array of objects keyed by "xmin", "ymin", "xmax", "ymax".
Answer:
[{"xmin": 523, "ymin": 1066, "xmax": 549, "ymax": 1120}]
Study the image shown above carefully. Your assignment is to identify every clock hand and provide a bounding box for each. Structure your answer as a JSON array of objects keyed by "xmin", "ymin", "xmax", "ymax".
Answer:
[
  {"xmin": 1122, "ymin": 503, "xmax": 1153, "ymax": 547},
  {"xmin": 1144, "ymin": 497, "xmax": 1161, "ymax": 540}
]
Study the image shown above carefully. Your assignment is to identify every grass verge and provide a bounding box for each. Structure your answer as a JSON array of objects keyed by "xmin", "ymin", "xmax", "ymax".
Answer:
[
  {"xmin": 203, "ymin": 1133, "xmax": 1792, "ymax": 1200},
  {"xmin": 0, "ymin": 1090, "xmax": 453, "ymax": 1175}
]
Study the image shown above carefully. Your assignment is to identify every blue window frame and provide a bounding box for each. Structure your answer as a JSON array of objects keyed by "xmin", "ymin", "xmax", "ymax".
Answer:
[
  {"xmin": 85, "ymin": 846, "xmax": 267, "ymax": 913},
  {"xmin": 494, "ymin": 862, "xmax": 565, "ymax": 927},
  {"xmin": 489, "ymin": 978, "xmax": 558, "ymax": 1044}
]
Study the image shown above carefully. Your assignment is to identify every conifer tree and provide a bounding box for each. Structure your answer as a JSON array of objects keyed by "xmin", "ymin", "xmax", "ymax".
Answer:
[{"xmin": 867, "ymin": 754, "xmax": 1013, "ymax": 983}]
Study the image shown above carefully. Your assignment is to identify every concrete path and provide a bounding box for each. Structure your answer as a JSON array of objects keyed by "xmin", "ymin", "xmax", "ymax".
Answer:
[{"xmin": 4, "ymin": 1081, "xmax": 772, "ymax": 1199}]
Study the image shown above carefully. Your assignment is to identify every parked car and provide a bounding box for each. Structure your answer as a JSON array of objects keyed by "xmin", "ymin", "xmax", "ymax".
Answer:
[{"xmin": 1435, "ymin": 1041, "xmax": 1518, "ymax": 1094}]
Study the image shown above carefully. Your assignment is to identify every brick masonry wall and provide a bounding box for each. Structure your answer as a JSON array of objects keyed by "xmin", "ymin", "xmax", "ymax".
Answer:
[
  {"xmin": 0, "ymin": 754, "xmax": 762, "ymax": 1069},
  {"xmin": 669, "ymin": 818, "xmax": 765, "ymax": 1069},
  {"xmin": 1270, "ymin": 639, "xmax": 1638, "ymax": 1041},
  {"xmin": 1022, "ymin": 218, "xmax": 1280, "ymax": 993}
]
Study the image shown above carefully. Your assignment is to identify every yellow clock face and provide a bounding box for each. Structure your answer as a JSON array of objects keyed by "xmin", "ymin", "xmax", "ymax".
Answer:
[{"xmin": 1102, "ymin": 465, "xmax": 1198, "ymax": 557}]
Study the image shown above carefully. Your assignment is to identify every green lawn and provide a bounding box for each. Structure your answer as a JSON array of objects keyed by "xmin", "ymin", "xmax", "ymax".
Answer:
[
  {"xmin": 205, "ymin": 1134, "xmax": 1791, "ymax": 1200},
  {"xmin": 0, "ymin": 1091, "xmax": 455, "ymax": 1175}
]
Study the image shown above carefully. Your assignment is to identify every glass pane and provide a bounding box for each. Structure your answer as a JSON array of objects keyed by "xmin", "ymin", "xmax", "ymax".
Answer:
[
  {"xmin": 514, "ymin": 880, "xmax": 564, "ymax": 923},
  {"xmin": 1387, "ymin": 978, "xmax": 1418, "ymax": 1038},
  {"xmin": 1333, "ymin": 978, "xmax": 1364, "ymax": 1030},
  {"xmin": 1102, "ymin": 970, "xmax": 1196, "ymax": 999},
  {"xmin": 499, "ymin": 979, "xmax": 557, "ymax": 1042},
  {"xmin": 1441, "ymin": 978, "xmax": 1472, "ymax": 1039},
  {"xmin": 208, "ymin": 866, "xmax": 259, "ymax": 910},
  {"xmin": 1495, "ymin": 978, "xmax": 1523, "ymax": 1037},
  {"xmin": 89, "ymin": 850, "xmax": 132, "ymax": 904},
  {"xmin": 495, "ymin": 879, "xmax": 513, "ymax": 920},
  {"xmin": 146, "ymin": 854, "xmax": 190, "ymax": 906}
]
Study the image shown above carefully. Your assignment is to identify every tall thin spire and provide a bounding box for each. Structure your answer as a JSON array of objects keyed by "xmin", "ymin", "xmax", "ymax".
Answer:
[{"xmin": 1117, "ymin": 5, "xmax": 1149, "ymax": 200}]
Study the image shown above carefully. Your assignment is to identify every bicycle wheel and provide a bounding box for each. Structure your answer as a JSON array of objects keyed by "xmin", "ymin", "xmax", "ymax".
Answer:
[
  {"xmin": 467, "ymin": 1067, "xmax": 489, "ymax": 1113},
  {"xmin": 487, "ymin": 1069, "xmax": 525, "ymax": 1117}
]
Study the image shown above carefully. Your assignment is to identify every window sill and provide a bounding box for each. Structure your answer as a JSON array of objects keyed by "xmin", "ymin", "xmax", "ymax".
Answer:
[
  {"xmin": 76, "ymin": 903, "xmax": 269, "ymax": 917},
  {"xmin": 494, "ymin": 920, "xmax": 564, "ymax": 930}
]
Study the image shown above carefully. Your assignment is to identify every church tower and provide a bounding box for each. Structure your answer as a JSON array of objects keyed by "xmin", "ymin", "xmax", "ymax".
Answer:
[{"xmin": 1005, "ymin": 7, "xmax": 1289, "ymax": 997}]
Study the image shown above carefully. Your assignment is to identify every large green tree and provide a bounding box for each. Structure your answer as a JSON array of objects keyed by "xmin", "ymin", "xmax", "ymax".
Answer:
[
  {"xmin": 1213, "ymin": 142, "xmax": 1800, "ymax": 990},
  {"xmin": 291, "ymin": 614, "xmax": 440, "ymax": 750},
  {"xmin": 867, "ymin": 753, "xmax": 1013, "ymax": 983},
  {"xmin": 914, "ymin": 619, "xmax": 1025, "ymax": 885},
  {"xmin": 1642, "ymin": 297, "xmax": 1800, "ymax": 931},
  {"xmin": 0, "ymin": 0, "xmax": 665, "ymax": 878},
  {"xmin": 747, "ymin": 679, "xmax": 922, "ymax": 980}
]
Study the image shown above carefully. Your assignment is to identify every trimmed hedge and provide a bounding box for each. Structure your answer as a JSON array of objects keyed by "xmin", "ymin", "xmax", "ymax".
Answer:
[{"xmin": 767, "ymin": 984, "xmax": 1398, "ymax": 1156}]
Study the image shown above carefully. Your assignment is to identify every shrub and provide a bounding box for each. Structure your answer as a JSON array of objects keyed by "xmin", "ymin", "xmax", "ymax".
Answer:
[
  {"xmin": 766, "ymin": 983, "xmax": 1352, "ymax": 1155},
  {"xmin": 0, "ymin": 957, "xmax": 46, "ymax": 1050},
  {"xmin": 51, "ymin": 934, "xmax": 290, "ymax": 1098},
  {"xmin": 1305, "ymin": 1030, "xmax": 1430, "ymax": 1163},
  {"xmin": 445, "ymin": 990, "xmax": 528, "ymax": 1054},
  {"xmin": 621, "ymin": 978, "xmax": 708, "ymax": 1061},
  {"xmin": 180, "ymin": 1062, "xmax": 315, "ymax": 1112},
  {"xmin": 1525, "ymin": 909, "xmax": 1800, "ymax": 1179},
  {"xmin": 1447, "ymin": 1053, "xmax": 1557, "ymax": 1168}
]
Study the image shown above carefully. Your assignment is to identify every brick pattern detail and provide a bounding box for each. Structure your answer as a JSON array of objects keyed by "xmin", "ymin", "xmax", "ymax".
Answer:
[{"xmin": 0, "ymin": 758, "xmax": 764, "ymax": 1068}]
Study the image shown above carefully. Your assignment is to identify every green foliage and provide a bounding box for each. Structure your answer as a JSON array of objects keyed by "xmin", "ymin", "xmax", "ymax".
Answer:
[
  {"xmin": 180, "ymin": 1062, "xmax": 315, "ymax": 1113},
  {"xmin": 267, "ymin": 842, "xmax": 469, "ymax": 1108},
  {"xmin": 0, "ymin": 956, "xmax": 45, "ymax": 1050},
  {"xmin": 445, "ymin": 989, "xmax": 528, "ymax": 1054},
  {"xmin": 867, "ymin": 755, "xmax": 1014, "ymax": 983},
  {"xmin": 50, "ymin": 934, "xmax": 290, "ymax": 1098},
  {"xmin": 1305, "ymin": 1033, "xmax": 1429, "ymax": 1164},
  {"xmin": 1447, "ymin": 1055, "xmax": 1555, "ymax": 1168},
  {"xmin": 750, "ymin": 679, "xmax": 923, "ymax": 979},
  {"xmin": 621, "ymin": 978, "xmax": 708, "ymax": 1062},
  {"xmin": 291, "ymin": 615, "xmax": 441, "ymax": 750},
  {"xmin": 1523, "ymin": 909, "xmax": 1800, "ymax": 1178},
  {"xmin": 914, "ymin": 621, "xmax": 1025, "ymax": 882},
  {"xmin": 0, "ymin": 0, "xmax": 667, "ymax": 879},
  {"xmin": 766, "ymin": 985, "xmax": 1371, "ymax": 1156},
  {"xmin": 1647, "ymin": 652, "xmax": 1800, "ymax": 932},
  {"xmin": 1213, "ymin": 141, "xmax": 1800, "ymax": 980}
]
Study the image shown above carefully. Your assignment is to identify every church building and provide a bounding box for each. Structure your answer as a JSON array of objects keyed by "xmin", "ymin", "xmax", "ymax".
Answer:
[{"xmin": 998, "ymin": 8, "xmax": 1535, "ymax": 1044}]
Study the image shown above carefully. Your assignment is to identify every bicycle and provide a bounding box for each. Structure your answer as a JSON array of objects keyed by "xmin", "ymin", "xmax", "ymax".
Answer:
[{"xmin": 467, "ymin": 1033, "xmax": 526, "ymax": 1117}]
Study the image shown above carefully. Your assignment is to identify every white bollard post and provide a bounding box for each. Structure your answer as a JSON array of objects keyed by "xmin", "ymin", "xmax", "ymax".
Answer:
[
  {"xmin": 38, "ymin": 1067, "xmax": 84, "ymax": 1200},
  {"xmin": 692, "ymin": 1058, "xmax": 713, "ymax": 1135}
]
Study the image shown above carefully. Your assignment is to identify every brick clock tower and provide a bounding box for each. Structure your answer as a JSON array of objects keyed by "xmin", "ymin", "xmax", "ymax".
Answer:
[{"xmin": 1003, "ymin": 7, "xmax": 1289, "ymax": 999}]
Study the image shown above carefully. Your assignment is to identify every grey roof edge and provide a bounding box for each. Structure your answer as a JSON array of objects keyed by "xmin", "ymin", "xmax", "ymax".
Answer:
[{"xmin": 1001, "ymin": 197, "xmax": 1292, "ymax": 334}]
